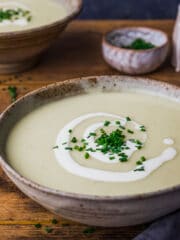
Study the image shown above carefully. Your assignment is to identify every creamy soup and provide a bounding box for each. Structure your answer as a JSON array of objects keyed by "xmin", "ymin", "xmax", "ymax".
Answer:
[
  {"xmin": 6, "ymin": 90, "xmax": 180, "ymax": 196},
  {"xmin": 0, "ymin": 0, "xmax": 67, "ymax": 32}
]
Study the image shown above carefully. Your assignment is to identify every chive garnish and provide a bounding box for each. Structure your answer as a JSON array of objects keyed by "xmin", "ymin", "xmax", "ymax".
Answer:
[
  {"xmin": 68, "ymin": 129, "xmax": 72, "ymax": 133},
  {"xmin": 127, "ymin": 129, "xmax": 134, "ymax": 134},
  {"xmin": 34, "ymin": 223, "xmax": 42, "ymax": 229},
  {"xmin": 126, "ymin": 116, "xmax": 131, "ymax": 121},
  {"xmin": 52, "ymin": 146, "xmax": 59, "ymax": 149},
  {"xmin": 71, "ymin": 137, "xmax": 77, "ymax": 143},
  {"xmin": 134, "ymin": 166, "xmax": 145, "ymax": 172},
  {"xmin": 84, "ymin": 152, "xmax": 90, "ymax": 159},
  {"xmin": 45, "ymin": 226, "xmax": 53, "ymax": 233},
  {"xmin": 65, "ymin": 147, "xmax": 73, "ymax": 151},
  {"xmin": 52, "ymin": 218, "xmax": 58, "ymax": 224},
  {"xmin": 141, "ymin": 156, "xmax": 146, "ymax": 162},
  {"xmin": 104, "ymin": 120, "xmax": 111, "ymax": 126},
  {"xmin": 140, "ymin": 125, "xmax": 146, "ymax": 132},
  {"xmin": 8, "ymin": 86, "xmax": 17, "ymax": 102}
]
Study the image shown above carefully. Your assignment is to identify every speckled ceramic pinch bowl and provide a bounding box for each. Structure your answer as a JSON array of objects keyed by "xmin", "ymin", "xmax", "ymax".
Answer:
[
  {"xmin": 0, "ymin": 0, "xmax": 82, "ymax": 74},
  {"xmin": 102, "ymin": 27, "xmax": 169, "ymax": 75},
  {"xmin": 0, "ymin": 76, "xmax": 180, "ymax": 227}
]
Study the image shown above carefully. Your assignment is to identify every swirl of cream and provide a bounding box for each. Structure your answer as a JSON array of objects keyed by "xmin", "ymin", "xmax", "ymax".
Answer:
[{"xmin": 54, "ymin": 112, "xmax": 177, "ymax": 182}]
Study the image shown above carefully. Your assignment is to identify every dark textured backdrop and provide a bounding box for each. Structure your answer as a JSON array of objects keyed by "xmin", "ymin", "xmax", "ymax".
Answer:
[{"xmin": 79, "ymin": 0, "xmax": 179, "ymax": 19}]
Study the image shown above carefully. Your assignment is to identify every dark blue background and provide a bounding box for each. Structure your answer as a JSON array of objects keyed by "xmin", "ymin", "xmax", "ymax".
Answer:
[{"xmin": 79, "ymin": 0, "xmax": 179, "ymax": 19}]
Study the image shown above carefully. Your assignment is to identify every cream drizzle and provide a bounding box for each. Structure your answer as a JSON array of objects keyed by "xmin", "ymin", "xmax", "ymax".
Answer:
[
  {"xmin": 54, "ymin": 112, "xmax": 177, "ymax": 182},
  {"xmin": 163, "ymin": 138, "xmax": 174, "ymax": 145}
]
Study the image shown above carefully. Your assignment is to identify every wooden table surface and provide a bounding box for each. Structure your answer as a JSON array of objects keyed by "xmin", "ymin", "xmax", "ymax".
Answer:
[{"xmin": 0, "ymin": 20, "xmax": 180, "ymax": 240}]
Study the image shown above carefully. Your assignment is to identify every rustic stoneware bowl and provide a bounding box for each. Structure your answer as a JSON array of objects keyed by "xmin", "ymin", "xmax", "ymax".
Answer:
[
  {"xmin": 0, "ymin": 76, "xmax": 180, "ymax": 227},
  {"xmin": 102, "ymin": 27, "xmax": 169, "ymax": 75},
  {"xmin": 0, "ymin": 0, "xmax": 82, "ymax": 74}
]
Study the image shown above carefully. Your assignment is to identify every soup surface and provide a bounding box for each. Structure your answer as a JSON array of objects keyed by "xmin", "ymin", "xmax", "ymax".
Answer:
[
  {"xmin": 6, "ymin": 90, "xmax": 180, "ymax": 196},
  {"xmin": 0, "ymin": 0, "xmax": 67, "ymax": 32}
]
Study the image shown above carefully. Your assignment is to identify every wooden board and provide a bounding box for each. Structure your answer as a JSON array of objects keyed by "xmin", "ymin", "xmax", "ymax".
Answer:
[{"xmin": 0, "ymin": 20, "xmax": 179, "ymax": 240}]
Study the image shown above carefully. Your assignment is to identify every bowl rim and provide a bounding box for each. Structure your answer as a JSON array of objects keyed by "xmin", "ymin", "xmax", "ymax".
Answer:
[
  {"xmin": 103, "ymin": 26, "xmax": 169, "ymax": 53},
  {"xmin": 0, "ymin": 75, "xmax": 180, "ymax": 201},
  {"xmin": 0, "ymin": 0, "xmax": 83, "ymax": 38}
]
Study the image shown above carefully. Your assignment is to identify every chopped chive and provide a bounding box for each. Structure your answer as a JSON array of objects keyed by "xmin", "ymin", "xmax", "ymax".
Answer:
[
  {"xmin": 140, "ymin": 125, "xmax": 146, "ymax": 132},
  {"xmin": 71, "ymin": 137, "xmax": 77, "ymax": 143},
  {"xmin": 62, "ymin": 142, "xmax": 67, "ymax": 145},
  {"xmin": 134, "ymin": 166, "xmax": 145, "ymax": 172},
  {"xmin": 86, "ymin": 148, "xmax": 95, "ymax": 152},
  {"xmin": 89, "ymin": 132, "xmax": 97, "ymax": 137},
  {"xmin": 141, "ymin": 156, "xmax": 146, "ymax": 162},
  {"xmin": 8, "ymin": 86, "xmax": 17, "ymax": 102},
  {"xmin": 104, "ymin": 120, "xmax": 111, "ymax": 126},
  {"xmin": 126, "ymin": 116, "xmax": 131, "ymax": 121},
  {"xmin": 65, "ymin": 147, "xmax": 73, "ymax": 151},
  {"xmin": 68, "ymin": 129, "xmax": 72, "ymax": 133},
  {"xmin": 115, "ymin": 120, "xmax": 121, "ymax": 125},
  {"xmin": 127, "ymin": 129, "xmax": 134, "ymax": 134},
  {"xmin": 136, "ymin": 146, "xmax": 142, "ymax": 150},
  {"xmin": 109, "ymin": 156, "xmax": 115, "ymax": 160},
  {"xmin": 34, "ymin": 223, "xmax": 42, "ymax": 229},
  {"xmin": 52, "ymin": 146, "xmax": 59, "ymax": 149},
  {"xmin": 45, "ymin": 226, "xmax": 53, "ymax": 233},
  {"xmin": 136, "ymin": 160, "xmax": 142, "ymax": 165},
  {"xmin": 84, "ymin": 152, "xmax": 90, "ymax": 159},
  {"xmin": 52, "ymin": 218, "xmax": 58, "ymax": 224}
]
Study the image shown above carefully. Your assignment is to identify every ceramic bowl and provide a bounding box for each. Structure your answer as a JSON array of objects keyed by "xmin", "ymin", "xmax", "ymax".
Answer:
[
  {"xmin": 0, "ymin": 0, "xmax": 82, "ymax": 74},
  {"xmin": 0, "ymin": 76, "xmax": 180, "ymax": 227},
  {"xmin": 102, "ymin": 27, "xmax": 169, "ymax": 75}
]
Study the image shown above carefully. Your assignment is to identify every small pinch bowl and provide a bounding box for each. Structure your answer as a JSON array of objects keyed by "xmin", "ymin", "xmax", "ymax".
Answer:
[
  {"xmin": 0, "ymin": 0, "xmax": 82, "ymax": 74},
  {"xmin": 0, "ymin": 76, "xmax": 180, "ymax": 227},
  {"xmin": 102, "ymin": 27, "xmax": 169, "ymax": 75}
]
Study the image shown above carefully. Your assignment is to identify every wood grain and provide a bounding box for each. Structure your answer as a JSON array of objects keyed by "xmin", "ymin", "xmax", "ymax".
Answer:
[{"xmin": 0, "ymin": 20, "xmax": 179, "ymax": 240}]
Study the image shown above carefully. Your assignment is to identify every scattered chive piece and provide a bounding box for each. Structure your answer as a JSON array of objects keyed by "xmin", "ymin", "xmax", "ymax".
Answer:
[
  {"xmin": 126, "ymin": 116, "xmax": 131, "ymax": 121},
  {"xmin": 45, "ymin": 226, "xmax": 53, "ymax": 233},
  {"xmin": 119, "ymin": 125, "xmax": 125, "ymax": 130},
  {"xmin": 62, "ymin": 142, "xmax": 67, "ymax": 145},
  {"xmin": 134, "ymin": 166, "xmax": 145, "ymax": 172},
  {"xmin": 34, "ymin": 223, "xmax": 42, "ymax": 229},
  {"xmin": 115, "ymin": 120, "xmax": 121, "ymax": 125},
  {"xmin": 141, "ymin": 156, "xmax": 146, "ymax": 162},
  {"xmin": 86, "ymin": 148, "xmax": 95, "ymax": 152},
  {"xmin": 140, "ymin": 125, "xmax": 146, "ymax": 132},
  {"xmin": 71, "ymin": 137, "xmax": 77, "ymax": 143},
  {"xmin": 136, "ymin": 160, "xmax": 142, "ymax": 165},
  {"xmin": 52, "ymin": 146, "xmax": 59, "ymax": 149},
  {"xmin": 8, "ymin": 86, "xmax": 17, "ymax": 102},
  {"xmin": 68, "ymin": 129, "xmax": 72, "ymax": 133},
  {"xmin": 89, "ymin": 132, "xmax": 97, "ymax": 137},
  {"xmin": 127, "ymin": 129, "xmax": 134, "ymax": 134},
  {"xmin": 109, "ymin": 156, "xmax": 115, "ymax": 160},
  {"xmin": 84, "ymin": 152, "xmax": 90, "ymax": 159},
  {"xmin": 65, "ymin": 147, "xmax": 73, "ymax": 151},
  {"xmin": 83, "ymin": 227, "xmax": 96, "ymax": 235},
  {"xmin": 104, "ymin": 120, "xmax": 111, "ymax": 126},
  {"xmin": 52, "ymin": 218, "xmax": 58, "ymax": 224}
]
